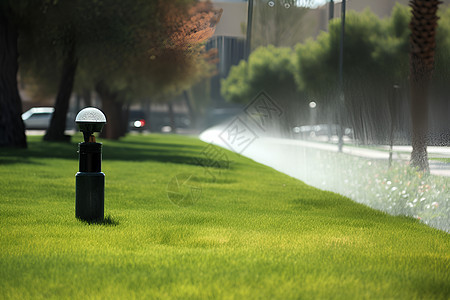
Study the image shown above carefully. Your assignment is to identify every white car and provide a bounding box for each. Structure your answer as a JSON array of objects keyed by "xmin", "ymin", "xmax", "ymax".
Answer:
[{"xmin": 22, "ymin": 107, "xmax": 54, "ymax": 129}]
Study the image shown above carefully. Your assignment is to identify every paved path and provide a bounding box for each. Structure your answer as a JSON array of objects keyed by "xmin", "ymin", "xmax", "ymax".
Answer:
[{"xmin": 200, "ymin": 126, "xmax": 450, "ymax": 177}]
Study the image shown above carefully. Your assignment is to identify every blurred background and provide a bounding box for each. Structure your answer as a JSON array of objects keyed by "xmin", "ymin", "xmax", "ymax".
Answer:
[
  {"xmin": 1, "ymin": 0, "xmax": 448, "ymax": 148},
  {"xmin": 2, "ymin": 0, "xmax": 448, "ymax": 230}
]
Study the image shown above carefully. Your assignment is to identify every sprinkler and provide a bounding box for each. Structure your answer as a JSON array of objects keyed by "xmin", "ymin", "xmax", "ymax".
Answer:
[{"xmin": 75, "ymin": 107, "xmax": 107, "ymax": 221}]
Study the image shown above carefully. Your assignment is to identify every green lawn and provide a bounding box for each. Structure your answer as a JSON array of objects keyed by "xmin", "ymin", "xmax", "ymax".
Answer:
[{"xmin": 0, "ymin": 134, "xmax": 449, "ymax": 299}]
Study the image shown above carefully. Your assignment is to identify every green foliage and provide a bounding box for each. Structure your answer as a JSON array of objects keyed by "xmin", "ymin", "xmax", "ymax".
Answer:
[
  {"xmin": 221, "ymin": 45, "xmax": 298, "ymax": 104},
  {"xmin": 0, "ymin": 135, "xmax": 449, "ymax": 298},
  {"xmin": 296, "ymin": 9, "xmax": 391, "ymax": 98},
  {"xmin": 221, "ymin": 45, "xmax": 305, "ymax": 129},
  {"xmin": 295, "ymin": 3, "xmax": 449, "ymax": 103},
  {"xmin": 373, "ymin": 4, "xmax": 410, "ymax": 84},
  {"xmin": 222, "ymin": 5, "xmax": 429, "ymax": 134},
  {"xmin": 80, "ymin": 0, "xmax": 217, "ymax": 101},
  {"xmin": 17, "ymin": 0, "xmax": 216, "ymax": 103},
  {"xmin": 387, "ymin": 3, "xmax": 411, "ymax": 39},
  {"xmin": 248, "ymin": 45, "xmax": 296, "ymax": 92},
  {"xmin": 18, "ymin": 0, "xmax": 98, "ymax": 98},
  {"xmin": 296, "ymin": 4, "xmax": 450, "ymax": 142},
  {"xmin": 294, "ymin": 32, "xmax": 333, "ymax": 95},
  {"xmin": 221, "ymin": 60, "xmax": 250, "ymax": 103},
  {"xmin": 435, "ymin": 5, "xmax": 450, "ymax": 85},
  {"xmin": 222, "ymin": 4, "xmax": 450, "ymax": 143}
]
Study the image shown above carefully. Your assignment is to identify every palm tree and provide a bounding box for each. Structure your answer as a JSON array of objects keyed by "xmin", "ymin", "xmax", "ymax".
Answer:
[{"xmin": 409, "ymin": 0, "xmax": 441, "ymax": 172}]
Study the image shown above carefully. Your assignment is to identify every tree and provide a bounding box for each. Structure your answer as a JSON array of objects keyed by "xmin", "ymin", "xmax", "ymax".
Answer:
[
  {"xmin": 295, "ymin": 10, "xmax": 396, "ymax": 142},
  {"xmin": 90, "ymin": 0, "xmax": 221, "ymax": 139},
  {"xmin": 409, "ymin": 0, "xmax": 441, "ymax": 172},
  {"xmin": 0, "ymin": 1, "xmax": 30, "ymax": 148},
  {"xmin": 221, "ymin": 45, "xmax": 302, "ymax": 132},
  {"xmin": 428, "ymin": 4, "xmax": 450, "ymax": 146},
  {"xmin": 18, "ymin": 0, "xmax": 221, "ymax": 140},
  {"xmin": 223, "ymin": 3, "xmax": 450, "ymax": 147},
  {"xmin": 293, "ymin": 6, "xmax": 447, "ymax": 145},
  {"xmin": 17, "ymin": 0, "xmax": 122, "ymax": 142},
  {"xmin": 221, "ymin": 46, "xmax": 298, "ymax": 103},
  {"xmin": 250, "ymin": 0, "xmax": 313, "ymax": 49},
  {"xmin": 41, "ymin": 3, "xmax": 80, "ymax": 142},
  {"xmin": 42, "ymin": 0, "xmax": 164, "ymax": 141}
]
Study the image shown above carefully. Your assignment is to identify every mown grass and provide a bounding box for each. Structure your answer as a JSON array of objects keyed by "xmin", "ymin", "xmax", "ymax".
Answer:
[{"xmin": 0, "ymin": 134, "xmax": 449, "ymax": 299}]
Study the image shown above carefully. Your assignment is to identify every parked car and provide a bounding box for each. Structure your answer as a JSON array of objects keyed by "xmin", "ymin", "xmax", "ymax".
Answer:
[
  {"xmin": 128, "ymin": 110, "xmax": 147, "ymax": 131},
  {"xmin": 22, "ymin": 107, "xmax": 54, "ymax": 129},
  {"xmin": 22, "ymin": 107, "xmax": 76, "ymax": 130}
]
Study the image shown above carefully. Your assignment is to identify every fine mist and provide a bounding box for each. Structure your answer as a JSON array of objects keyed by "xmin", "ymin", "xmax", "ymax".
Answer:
[{"xmin": 200, "ymin": 91, "xmax": 450, "ymax": 232}]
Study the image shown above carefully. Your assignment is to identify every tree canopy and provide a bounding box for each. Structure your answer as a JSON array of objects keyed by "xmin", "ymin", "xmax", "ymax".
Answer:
[
  {"xmin": 1, "ymin": 0, "xmax": 221, "ymax": 144},
  {"xmin": 221, "ymin": 4, "xmax": 450, "ymax": 145}
]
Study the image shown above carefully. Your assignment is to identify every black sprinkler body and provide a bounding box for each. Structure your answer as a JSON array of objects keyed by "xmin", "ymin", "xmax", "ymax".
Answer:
[{"xmin": 75, "ymin": 107, "xmax": 107, "ymax": 221}]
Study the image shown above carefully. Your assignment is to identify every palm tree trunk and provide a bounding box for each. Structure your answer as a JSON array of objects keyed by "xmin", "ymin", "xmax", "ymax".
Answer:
[
  {"xmin": 408, "ymin": 0, "xmax": 441, "ymax": 172},
  {"xmin": 410, "ymin": 62, "xmax": 430, "ymax": 172}
]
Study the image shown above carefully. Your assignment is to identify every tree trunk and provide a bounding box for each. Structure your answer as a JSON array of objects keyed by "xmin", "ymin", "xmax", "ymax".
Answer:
[
  {"xmin": 143, "ymin": 99, "xmax": 152, "ymax": 131},
  {"xmin": 43, "ymin": 42, "xmax": 78, "ymax": 142},
  {"xmin": 408, "ymin": 0, "xmax": 441, "ymax": 172},
  {"xmin": 410, "ymin": 62, "xmax": 430, "ymax": 172},
  {"xmin": 183, "ymin": 90, "xmax": 196, "ymax": 129},
  {"xmin": 121, "ymin": 104, "xmax": 129, "ymax": 137},
  {"xmin": 0, "ymin": 4, "xmax": 27, "ymax": 148},
  {"xmin": 96, "ymin": 82, "xmax": 125, "ymax": 140},
  {"xmin": 168, "ymin": 101, "xmax": 176, "ymax": 133},
  {"xmin": 82, "ymin": 89, "xmax": 92, "ymax": 107}
]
